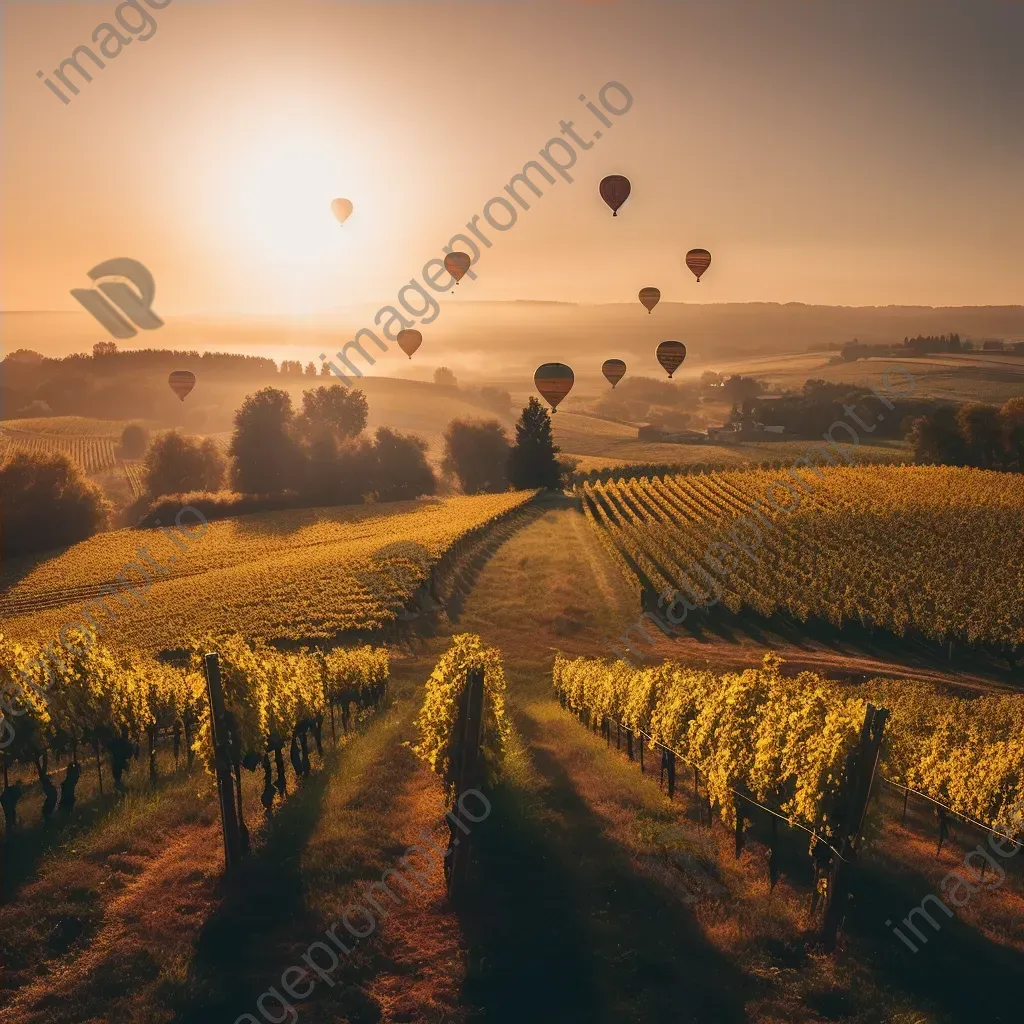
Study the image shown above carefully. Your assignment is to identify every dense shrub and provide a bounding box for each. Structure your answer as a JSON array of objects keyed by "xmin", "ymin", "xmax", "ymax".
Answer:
[
  {"xmin": 118, "ymin": 423, "xmax": 150, "ymax": 458},
  {"xmin": 136, "ymin": 491, "xmax": 300, "ymax": 528},
  {"xmin": 1, "ymin": 451, "xmax": 111, "ymax": 557}
]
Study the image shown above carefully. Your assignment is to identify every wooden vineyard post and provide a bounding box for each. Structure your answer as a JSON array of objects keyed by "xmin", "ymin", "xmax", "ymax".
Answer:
[
  {"xmin": 666, "ymin": 749, "xmax": 676, "ymax": 800},
  {"xmin": 900, "ymin": 784, "xmax": 909, "ymax": 826},
  {"xmin": 734, "ymin": 796, "xmax": 744, "ymax": 858},
  {"xmin": 820, "ymin": 703, "xmax": 888, "ymax": 952},
  {"xmin": 204, "ymin": 653, "xmax": 243, "ymax": 873},
  {"xmin": 446, "ymin": 666, "xmax": 485, "ymax": 902}
]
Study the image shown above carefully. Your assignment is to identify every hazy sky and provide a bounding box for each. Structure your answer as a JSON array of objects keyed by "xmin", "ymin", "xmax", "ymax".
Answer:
[{"xmin": 3, "ymin": 0, "xmax": 1023, "ymax": 315}]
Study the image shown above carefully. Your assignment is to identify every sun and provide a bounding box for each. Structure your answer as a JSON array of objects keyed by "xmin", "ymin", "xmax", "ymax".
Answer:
[{"xmin": 208, "ymin": 123, "xmax": 381, "ymax": 314}]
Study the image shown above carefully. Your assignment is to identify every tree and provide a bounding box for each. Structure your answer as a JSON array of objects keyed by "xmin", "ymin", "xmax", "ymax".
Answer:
[
  {"xmin": 304, "ymin": 361, "xmax": 317, "ymax": 377},
  {"xmin": 1, "ymin": 451, "xmax": 110, "ymax": 557},
  {"xmin": 118, "ymin": 423, "xmax": 150, "ymax": 458},
  {"xmin": 296, "ymin": 386, "xmax": 368, "ymax": 442},
  {"xmin": 371, "ymin": 427, "xmax": 437, "ymax": 501},
  {"xmin": 229, "ymin": 388, "xmax": 303, "ymax": 494},
  {"xmin": 434, "ymin": 367, "xmax": 458, "ymax": 388},
  {"xmin": 93, "ymin": 341, "xmax": 117, "ymax": 357},
  {"xmin": 142, "ymin": 431, "xmax": 226, "ymax": 497},
  {"xmin": 442, "ymin": 419, "xmax": 510, "ymax": 493},
  {"xmin": 956, "ymin": 403, "xmax": 1002, "ymax": 469},
  {"xmin": 1000, "ymin": 397, "xmax": 1024, "ymax": 471},
  {"xmin": 908, "ymin": 407, "xmax": 966, "ymax": 466},
  {"xmin": 299, "ymin": 434, "xmax": 375, "ymax": 506},
  {"xmin": 508, "ymin": 397, "xmax": 562, "ymax": 490}
]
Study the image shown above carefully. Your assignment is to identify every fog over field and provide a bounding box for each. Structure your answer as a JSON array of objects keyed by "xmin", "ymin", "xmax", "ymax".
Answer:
[{"xmin": 6, "ymin": 300, "xmax": 1024, "ymax": 387}]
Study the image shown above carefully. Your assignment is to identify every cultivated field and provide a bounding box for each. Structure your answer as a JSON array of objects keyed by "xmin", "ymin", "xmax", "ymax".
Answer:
[
  {"xmin": 583, "ymin": 465, "xmax": 1024, "ymax": 656},
  {"xmin": 0, "ymin": 430, "xmax": 119, "ymax": 474},
  {"xmin": 0, "ymin": 490, "xmax": 537, "ymax": 652}
]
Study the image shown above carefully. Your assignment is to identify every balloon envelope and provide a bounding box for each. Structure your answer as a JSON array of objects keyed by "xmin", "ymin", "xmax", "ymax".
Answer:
[
  {"xmin": 534, "ymin": 362, "xmax": 574, "ymax": 412},
  {"xmin": 168, "ymin": 370, "xmax": 196, "ymax": 401},
  {"xmin": 685, "ymin": 248, "xmax": 712, "ymax": 282},
  {"xmin": 331, "ymin": 198, "xmax": 353, "ymax": 224},
  {"xmin": 656, "ymin": 341, "xmax": 687, "ymax": 378},
  {"xmin": 397, "ymin": 329, "xmax": 422, "ymax": 359},
  {"xmin": 599, "ymin": 175, "xmax": 631, "ymax": 216},
  {"xmin": 602, "ymin": 359, "xmax": 627, "ymax": 389},
  {"xmin": 638, "ymin": 287, "xmax": 660, "ymax": 313},
  {"xmin": 444, "ymin": 252, "xmax": 471, "ymax": 283}
]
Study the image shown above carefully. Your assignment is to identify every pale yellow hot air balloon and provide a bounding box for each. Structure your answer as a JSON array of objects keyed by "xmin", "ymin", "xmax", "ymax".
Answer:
[{"xmin": 331, "ymin": 198, "xmax": 353, "ymax": 225}]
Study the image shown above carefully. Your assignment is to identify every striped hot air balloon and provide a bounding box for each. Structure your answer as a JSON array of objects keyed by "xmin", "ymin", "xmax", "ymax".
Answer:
[
  {"xmin": 638, "ymin": 287, "xmax": 660, "ymax": 313},
  {"xmin": 599, "ymin": 175, "xmax": 631, "ymax": 216},
  {"xmin": 168, "ymin": 370, "xmax": 196, "ymax": 401},
  {"xmin": 656, "ymin": 341, "xmax": 687, "ymax": 378},
  {"xmin": 602, "ymin": 359, "xmax": 627, "ymax": 388},
  {"xmin": 685, "ymin": 248, "xmax": 712, "ymax": 283},
  {"xmin": 534, "ymin": 362, "xmax": 574, "ymax": 412},
  {"xmin": 397, "ymin": 329, "xmax": 422, "ymax": 359}
]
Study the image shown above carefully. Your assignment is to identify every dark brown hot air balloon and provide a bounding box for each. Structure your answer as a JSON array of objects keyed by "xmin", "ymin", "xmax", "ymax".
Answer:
[
  {"xmin": 534, "ymin": 362, "xmax": 574, "ymax": 412},
  {"xmin": 168, "ymin": 370, "xmax": 196, "ymax": 402},
  {"xmin": 602, "ymin": 359, "xmax": 626, "ymax": 389},
  {"xmin": 656, "ymin": 341, "xmax": 687, "ymax": 378},
  {"xmin": 599, "ymin": 175, "xmax": 631, "ymax": 216},
  {"xmin": 638, "ymin": 287, "xmax": 660, "ymax": 313},
  {"xmin": 685, "ymin": 248, "xmax": 712, "ymax": 282},
  {"xmin": 444, "ymin": 251, "xmax": 471, "ymax": 286},
  {"xmin": 397, "ymin": 329, "xmax": 422, "ymax": 359}
]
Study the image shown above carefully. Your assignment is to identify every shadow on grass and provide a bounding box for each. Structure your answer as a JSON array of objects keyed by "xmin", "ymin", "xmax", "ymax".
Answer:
[
  {"xmin": 454, "ymin": 711, "xmax": 750, "ymax": 1024},
  {"xmin": 846, "ymin": 860, "xmax": 1024, "ymax": 1023},
  {"xmin": 172, "ymin": 711, "xmax": 418, "ymax": 1024},
  {"xmin": 1, "ymin": 755, "xmax": 200, "ymax": 903}
]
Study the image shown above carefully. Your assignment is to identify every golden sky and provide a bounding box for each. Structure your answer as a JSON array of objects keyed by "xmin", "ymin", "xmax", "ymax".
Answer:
[{"xmin": 3, "ymin": 0, "xmax": 1023, "ymax": 315}]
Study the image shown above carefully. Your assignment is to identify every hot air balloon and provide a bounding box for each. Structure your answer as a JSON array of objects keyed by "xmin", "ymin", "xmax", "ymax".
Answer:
[
  {"xmin": 599, "ymin": 175, "xmax": 631, "ymax": 216},
  {"xmin": 331, "ymin": 198, "xmax": 353, "ymax": 225},
  {"xmin": 685, "ymin": 248, "xmax": 712, "ymax": 282},
  {"xmin": 656, "ymin": 341, "xmax": 686, "ymax": 379},
  {"xmin": 534, "ymin": 362, "xmax": 574, "ymax": 413},
  {"xmin": 168, "ymin": 370, "xmax": 196, "ymax": 401},
  {"xmin": 397, "ymin": 329, "xmax": 422, "ymax": 359},
  {"xmin": 602, "ymin": 359, "xmax": 626, "ymax": 389},
  {"xmin": 638, "ymin": 287, "xmax": 660, "ymax": 314},
  {"xmin": 444, "ymin": 252, "xmax": 471, "ymax": 288}
]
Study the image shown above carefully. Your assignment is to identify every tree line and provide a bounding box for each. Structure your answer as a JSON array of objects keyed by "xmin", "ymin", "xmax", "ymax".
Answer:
[
  {"xmin": 2, "ymin": 386, "xmax": 563, "ymax": 558},
  {"xmin": 909, "ymin": 397, "xmax": 1024, "ymax": 471}
]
